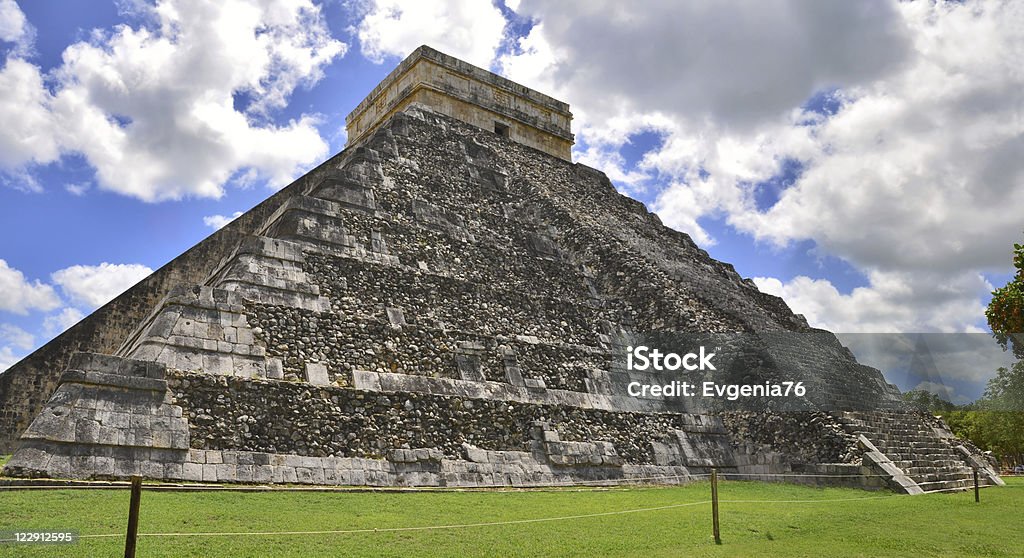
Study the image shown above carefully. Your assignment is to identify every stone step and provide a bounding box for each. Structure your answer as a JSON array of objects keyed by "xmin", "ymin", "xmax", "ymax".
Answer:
[
  {"xmin": 841, "ymin": 416, "xmax": 936, "ymax": 429},
  {"xmin": 841, "ymin": 415, "xmax": 923, "ymax": 422},
  {"xmin": 866, "ymin": 438, "xmax": 944, "ymax": 447},
  {"xmin": 875, "ymin": 446, "xmax": 959, "ymax": 456},
  {"xmin": 883, "ymin": 439, "xmax": 950, "ymax": 446},
  {"xmin": 877, "ymin": 442, "xmax": 953, "ymax": 451},
  {"xmin": 909, "ymin": 470, "xmax": 974, "ymax": 481},
  {"xmin": 873, "ymin": 445, "xmax": 957, "ymax": 455},
  {"xmin": 893, "ymin": 459, "xmax": 970, "ymax": 470},
  {"xmin": 885, "ymin": 453, "xmax": 961, "ymax": 464},
  {"xmin": 840, "ymin": 414, "xmax": 998, "ymax": 495},
  {"xmin": 849, "ymin": 423, "xmax": 933, "ymax": 431},
  {"xmin": 842, "ymin": 411, "xmax": 930, "ymax": 418},
  {"xmin": 916, "ymin": 479, "xmax": 972, "ymax": 492},
  {"xmin": 909, "ymin": 473, "xmax": 970, "ymax": 485},
  {"xmin": 871, "ymin": 444, "xmax": 957, "ymax": 455},
  {"xmin": 847, "ymin": 423, "xmax": 936, "ymax": 434},
  {"xmin": 848, "ymin": 426, "xmax": 937, "ymax": 437},
  {"xmin": 857, "ymin": 426, "xmax": 939, "ymax": 433}
]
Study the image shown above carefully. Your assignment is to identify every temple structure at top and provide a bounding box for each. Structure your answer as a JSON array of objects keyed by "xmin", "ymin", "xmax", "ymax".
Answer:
[{"xmin": 345, "ymin": 45, "xmax": 574, "ymax": 160}]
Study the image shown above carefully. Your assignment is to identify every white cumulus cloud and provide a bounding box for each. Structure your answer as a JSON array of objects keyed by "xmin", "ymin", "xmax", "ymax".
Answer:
[
  {"xmin": 0, "ymin": 345, "xmax": 21, "ymax": 373},
  {"xmin": 839, "ymin": 333, "xmax": 1015, "ymax": 387},
  {"xmin": 0, "ymin": 0, "xmax": 346, "ymax": 201},
  {"xmin": 0, "ymin": 0, "xmax": 33, "ymax": 54},
  {"xmin": 43, "ymin": 307, "xmax": 85, "ymax": 337},
  {"xmin": 0, "ymin": 0, "xmax": 26, "ymax": 42},
  {"xmin": 0, "ymin": 58, "xmax": 61, "ymax": 169},
  {"xmin": 753, "ymin": 271, "xmax": 991, "ymax": 334},
  {"xmin": 51, "ymin": 262, "xmax": 153, "ymax": 310},
  {"xmin": 0, "ymin": 259, "xmax": 61, "ymax": 314},
  {"xmin": 726, "ymin": 1, "xmax": 1024, "ymax": 274},
  {"xmin": 502, "ymin": 0, "xmax": 1023, "ymax": 334},
  {"xmin": 0, "ymin": 323, "xmax": 34, "ymax": 350},
  {"xmin": 502, "ymin": 0, "xmax": 909, "ymax": 135},
  {"xmin": 203, "ymin": 211, "xmax": 244, "ymax": 230},
  {"xmin": 646, "ymin": 1, "xmax": 1024, "ymax": 278},
  {"xmin": 355, "ymin": 0, "xmax": 507, "ymax": 67}
]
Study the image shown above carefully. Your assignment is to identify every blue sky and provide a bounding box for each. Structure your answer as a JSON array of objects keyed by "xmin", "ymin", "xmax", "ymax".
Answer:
[{"xmin": 0, "ymin": 0, "xmax": 1021, "ymax": 403}]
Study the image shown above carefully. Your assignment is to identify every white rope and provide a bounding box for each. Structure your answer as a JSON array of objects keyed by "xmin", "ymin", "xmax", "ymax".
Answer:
[
  {"xmin": 1, "ymin": 469, "xmax": 1003, "ymax": 491},
  {"xmin": 71, "ymin": 499, "xmax": 712, "ymax": 540},
  {"xmin": 61, "ymin": 491, "xmax": 955, "ymax": 541},
  {"xmin": 718, "ymin": 472, "xmax": 892, "ymax": 478},
  {"xmin": 0, "ymin": 484, "xmax": 130, "ymax": 490},
  {"xmin": 720, "ymin": 496, "xmax": 896, "ymax": 503},
  {"xmin": 146, "ymin": 473, "xmax": 704, "ymax": 491},
  {"xmin": 0, "ymin": 473, "xmax": 706, "ymax": 492},
  {"xmin": 12, "ymin": 479, "xmax": 1014, "ymax": 543}
]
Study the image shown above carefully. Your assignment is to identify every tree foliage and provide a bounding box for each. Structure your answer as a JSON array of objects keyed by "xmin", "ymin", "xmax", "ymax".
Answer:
[
  {"xmin": 949, "ymin": 236, "xmax": 1024, "ymax": 466},
  {"xmin": 941, "ymin": 361, "xmax": 1024, "ymax": 467},
  {"xmin": 986, "ymin": 240, "xmax": 1024, "ymax": 359},
  {"xmin": 902, "ymin": 389, "xmax": 957, "ymax": 413}
]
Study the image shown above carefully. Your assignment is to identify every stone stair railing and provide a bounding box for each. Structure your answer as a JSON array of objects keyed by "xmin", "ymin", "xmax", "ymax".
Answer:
[{"xmin": 840, "ymin": 411, "xmax": 1002, "ymax": 494}]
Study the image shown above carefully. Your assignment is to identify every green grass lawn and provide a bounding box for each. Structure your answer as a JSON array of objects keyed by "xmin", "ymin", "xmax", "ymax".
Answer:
[{"xmin": 1, "ymin": 478, "xmax": 1021, "ymax": 557}]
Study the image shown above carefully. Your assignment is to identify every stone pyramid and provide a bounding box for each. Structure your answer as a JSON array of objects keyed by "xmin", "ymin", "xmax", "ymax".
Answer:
[{"xmin": 0, "ymin": 47, "xmax": 1001, "ymax": 492}]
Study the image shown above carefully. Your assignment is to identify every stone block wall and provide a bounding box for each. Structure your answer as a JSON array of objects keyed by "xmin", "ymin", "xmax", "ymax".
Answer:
[
  {"xmin": 4, "ymin": 353, "xmax": 189, "ymax": 479},
  {"xmin": 721, "ymin": 411, "xmax": 859, "ymax": 465},
  {"xmin": 166, "ymin": 371, "xmax": 731, "ymax": 467},
  {"xmin": 3, "ymin": 352, "xmax": 727, "ymax": 487},
  {"xmin": 127, "ymin": 286, "xmax": 267, "ymax": 379},
  {"xmin": 345, "ymin": 46, "xmax": 573, "ymax": 160}
]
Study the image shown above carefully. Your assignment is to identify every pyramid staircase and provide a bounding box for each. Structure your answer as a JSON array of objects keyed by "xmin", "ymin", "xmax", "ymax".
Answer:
[{"xmin": 839, "ymin": 411, "xmax": 1002, "ymax": 494}]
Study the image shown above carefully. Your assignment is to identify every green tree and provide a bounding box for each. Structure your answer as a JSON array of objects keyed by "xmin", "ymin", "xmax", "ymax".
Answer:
[
  {"xmin": 967, "ymin": 236, "xmax": 1024, "ymax": 466},
  {"xmin": 902, "ymin": 389, "xmax": 957, "ymax": 413},
  {"xmin": 986, "ymin": 240, "xmax": 1024, "ymax": 358},
  {"xmin": 945, "ymin": 362, "xmax": 1024, "ymax": 467},
  {"xmin": 982, "ymin": 361, "xmax": 1024, "ymax": 410},
  {"xmin": 943, "ymin": 408, "xmax": 992, "ymax": 452}
]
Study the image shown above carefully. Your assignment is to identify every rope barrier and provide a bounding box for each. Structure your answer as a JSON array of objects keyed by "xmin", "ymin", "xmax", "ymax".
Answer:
[
  {"xmin": 65, "ymin": 500, "xmax": 713, "ymax": 540},
  {"xmin": 3, "ymin": 474, "xmax": 1014, "ymax": 545},
  {"xmin": 0, "ymin": 469, "xmax": 1010, "ymax": 491},
  {"xmin": 0, "ymin": 473, "xmax": 707, "ymax": 492},
  {"xmin": 0, "ymin": 484, "xmax": 132, "ymax": 490},
  {"xmin": 717, "ymin": 472, "xmax": 894, "ymax": 478},
  {"xmin": 37, "ymin": 488, "xmax": 996, "ymax": 543},
  {"xmin": 719, "ymin": 495, "xmax": 896, "ymax": 503}
]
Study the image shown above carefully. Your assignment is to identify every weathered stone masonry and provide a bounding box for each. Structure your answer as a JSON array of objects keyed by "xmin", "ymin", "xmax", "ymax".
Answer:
[
  {"xmin": 1, "ymin": 45, "xmax": 1003, "ymax": 492},
  {"xmin": 168, "ymin": 372, "xmax": 723, "ymax": 466}
]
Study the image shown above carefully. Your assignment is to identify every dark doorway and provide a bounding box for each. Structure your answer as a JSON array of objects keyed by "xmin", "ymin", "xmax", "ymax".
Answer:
[{"xmin": 494, "ymin": 122, "xmax": 510, "ymax": 138}]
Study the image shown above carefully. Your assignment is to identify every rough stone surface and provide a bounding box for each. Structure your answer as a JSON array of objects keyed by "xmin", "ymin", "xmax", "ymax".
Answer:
[
  {"xmin": 0, "ymin": 78, "xmax": 999, "ymax": 491},
  {"xmin": 166, "ymin": 371, "xmax": 728, "ymax": 467},
  {"xmin": 346, "ymin": 45, "xmax": 573, "ymax": 160},
  {"xmin": 3, "ymin": 353, "xmax": 190, "ymax": 480},
  {"xmin": 721, "ymin": 411, "xmax": 860, "ymax": 465}
]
